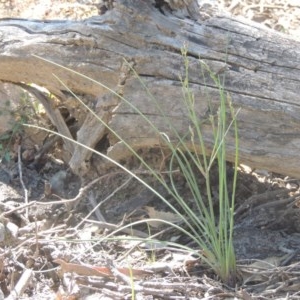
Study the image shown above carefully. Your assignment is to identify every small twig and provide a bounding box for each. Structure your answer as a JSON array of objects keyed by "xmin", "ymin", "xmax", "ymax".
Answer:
[
  {"xmin": 0, "ymin": 173, "xmax": 109, "ymax": 218},
  {"xmin": 83, "ymin": 219, "xmax": 149, "ymax": 238},
  {"xmin": 234, "ymin": 189, "xmax": 289, "ymax": 218},
  {"xmin": 31, "ymin": 135, "xmax": 60, "ymax": 167},
  {"xmin": 85, "ymin": 191, "xmax": 106, "ymax": 222},
  {"xmin": 18, "ymin": 145, "xmax": 29, "ymax": 219},
  {"xmin": 16, "ymin": 82, "xmax": 75, "ymax": 154},
  {"xmin": 6, "ymin": 269, "xmax": 33, "ymax": 300},
  {"xmin": 76, "ymin": 175, "xmax": 133, "ymax": 228},
  {"xmin": 1, "ymin": 169, "xmax": 164, "ymax": 218},
  {"xmin": 13, "ymin": 224, "xmax": 67, "ymax": 252},
  {"xmin": 34, "ymin": 217, "xmax": 40, "ymax": 257},
  {"xmin": 101, "ymin": 288, "xmax": 125, "ymax": 299}
]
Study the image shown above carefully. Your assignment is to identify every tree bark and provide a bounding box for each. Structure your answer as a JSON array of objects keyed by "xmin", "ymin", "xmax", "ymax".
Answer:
[{"xmin": 0, "ymin": 0, "xmax": 300, "ymax": 178}]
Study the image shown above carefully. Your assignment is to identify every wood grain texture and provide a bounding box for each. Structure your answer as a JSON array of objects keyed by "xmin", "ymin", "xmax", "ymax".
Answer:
[{"xmin": 0, "ymin": 0, "xmax": 300, "ymax": 177}]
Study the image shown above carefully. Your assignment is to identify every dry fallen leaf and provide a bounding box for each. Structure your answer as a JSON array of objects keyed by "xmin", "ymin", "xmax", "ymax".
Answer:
[
  {"xmin": 54, "ymin": 259, "xmax": 110, "ymax": 277},
  {"xmin": 54, "ymin": 259, "xmax": 152, "ymax": 278},
  {"xmin": 240, "ymin": 256, "xmax": 282, "ymax": 283},
  {"xmin": 144, "ymin": 206, "xmax": 182, "ymax": 228}
]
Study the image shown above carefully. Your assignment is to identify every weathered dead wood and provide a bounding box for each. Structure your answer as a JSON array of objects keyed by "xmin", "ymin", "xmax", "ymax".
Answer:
[{"xmin": 0, "ymin": 0, "xmax": 300, "ymax": 177}]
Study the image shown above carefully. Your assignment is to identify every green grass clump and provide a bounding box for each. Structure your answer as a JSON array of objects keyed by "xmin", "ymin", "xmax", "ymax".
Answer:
[
  {"xmin": 27, "ymin": 47, "xmax": 240, "ymax": 285},
  {"xmin": 164, "ymin": 47, "xmax": 239, "ymax": 285}
]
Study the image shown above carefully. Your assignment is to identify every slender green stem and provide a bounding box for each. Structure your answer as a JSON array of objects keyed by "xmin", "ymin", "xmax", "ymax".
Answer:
[{"xmin": 31, "ymin": 47, "xmax": 240, "ymax": 285}]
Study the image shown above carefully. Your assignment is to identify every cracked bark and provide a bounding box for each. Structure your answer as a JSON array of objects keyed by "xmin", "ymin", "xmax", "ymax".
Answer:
[{"xmin": 1, "ymin": 0, "xmax": 300, "ymax": 177}]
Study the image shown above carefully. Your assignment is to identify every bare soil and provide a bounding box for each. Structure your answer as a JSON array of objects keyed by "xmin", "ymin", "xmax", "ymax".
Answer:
[{"xmin": 1, "ymin": 1, "xmax": 300, "ymax": 299}]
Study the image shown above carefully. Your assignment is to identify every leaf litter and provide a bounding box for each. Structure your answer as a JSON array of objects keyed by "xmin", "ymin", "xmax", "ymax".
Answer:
[{"xmin": 1, "ymin": 0, "xmax": 300, "ymax": 299}]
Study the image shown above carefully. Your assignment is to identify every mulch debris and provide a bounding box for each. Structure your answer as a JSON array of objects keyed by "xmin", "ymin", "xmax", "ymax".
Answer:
[{"xmin": 1, "ymin": 0, "xmax": 300, "ymax": 299}]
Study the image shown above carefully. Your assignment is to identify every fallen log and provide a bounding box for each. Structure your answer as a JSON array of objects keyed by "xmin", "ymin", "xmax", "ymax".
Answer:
[{"xmin": 0, "ymin": 0, "xmax": 300, "ymax": 178}]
